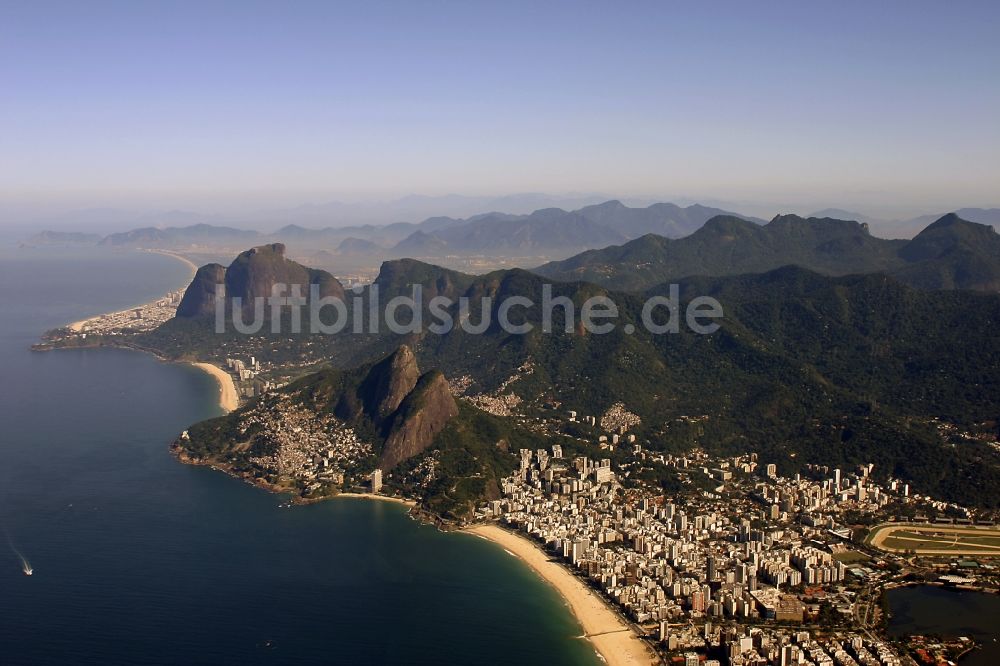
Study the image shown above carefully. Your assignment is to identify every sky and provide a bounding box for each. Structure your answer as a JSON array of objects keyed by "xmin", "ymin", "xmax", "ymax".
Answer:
[{"xmin": 1, "ymin": 0, "xmax": 998, "ymax": 222}]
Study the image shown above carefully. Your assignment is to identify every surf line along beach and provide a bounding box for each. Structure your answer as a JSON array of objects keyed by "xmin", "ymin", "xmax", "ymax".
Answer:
[
  {"xmin": 189, "ymin": 362, "xmax": 239, "ymax": 413},
  {"xmin": 66, "ymin": 249, "xmax": 198, "ymax": 332},
  {"xmin": 55, "ymin": 250, "xmax": 238, "ymax": 414},
  {"xmin": 52, "ymin": 249, "xmax": 238, "ymax": 414},
  {"xmin": 465, "ymin": 524, "xmax": 657, "ymax": 666}
]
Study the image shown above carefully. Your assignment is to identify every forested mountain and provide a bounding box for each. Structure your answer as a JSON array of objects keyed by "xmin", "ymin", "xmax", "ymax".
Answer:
[
  {"xmin": 177, "ymin": 344, "xmax": 542, "ymax": 518},
  {"xmin": 534, "ymin": 213, "xmax": 1000, "ymax": 292},
  {"xmin": 146, "ymin": 251, "xmax": 1000, "ymax": 508}
]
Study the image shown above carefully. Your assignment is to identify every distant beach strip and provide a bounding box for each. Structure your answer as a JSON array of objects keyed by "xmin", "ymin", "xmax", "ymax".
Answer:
[
  {"xmin": 55, "ymin": 249, "xmax": 240, "ymax": 414},
  {"xmin": 466, "ymin": 524, "xmax": 656, "ymax": 666},
  {"xmin": 141, "ymin": 252, "xmax": 243, "ymax": 414},
  {"xmin": 145, "ymin": 248, "xmax": 199, "ymax": 274},
  {"xmin": 66, "ymin": 249, "xmax": 197, "ymax": 332}
]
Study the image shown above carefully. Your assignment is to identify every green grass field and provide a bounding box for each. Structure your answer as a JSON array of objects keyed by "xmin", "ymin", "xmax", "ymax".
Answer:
[{"xmin": 869, "ymin": 524, "xmax": 1000, "ymax": 555}]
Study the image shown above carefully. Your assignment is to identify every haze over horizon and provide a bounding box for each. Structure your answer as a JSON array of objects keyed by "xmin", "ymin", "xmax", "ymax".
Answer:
[{"xmin": 2, "ymin": 1, "xmax": 999, "ymax": 226}]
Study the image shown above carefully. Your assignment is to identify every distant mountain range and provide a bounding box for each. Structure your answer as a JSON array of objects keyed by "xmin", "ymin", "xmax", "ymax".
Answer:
[
  {"xmin": 388, "ymin": 201, "xmax": 762, "ymax": 256},
  {"xmin": 803, "ymin": 207, "xmax": 1000, "ymax": 239},
  {"xmin": 535, "ymin": 213, "xmax": 1000, "ymax": 292},
  {"xmin": 249, "ymin": 193, "xmax": 620, "ymax": 228},
  {"xmin": 21, "ymin": 197, "xmax": 1000, "ymax": 246},
  {"xmin": 24, "ymin": 202, "xmax": 1000, "ymax": 272},
  {"xmin": 18, "ymin": 194, "xmax": 617, "ymax": 236},
  {"xmin": 100, "ymin": 223, "xmax": 259, "ymax": 248},
  {"xmin": 26, "ymin": 200, "xmax": 761, "ymax": 258}
]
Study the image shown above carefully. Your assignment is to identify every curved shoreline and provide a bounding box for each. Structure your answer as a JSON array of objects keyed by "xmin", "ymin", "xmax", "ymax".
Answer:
[
  {"xmin": 465, "ymin": 524, "xmax": 657, "ymax": 666},
  {"xmin": 190, "ymin": 362, "xmax": 239, "ymax": 413},
  {"xmin": 67, "ymin": 248, "xmax": 198, "ymax": 332},
  {"xmin": 146, "ymin": 248, "xmax": 198, "ymax": 275},
  {"xmin": 45, "ymin": 249, "xmax": 239, "ymax": 413}
]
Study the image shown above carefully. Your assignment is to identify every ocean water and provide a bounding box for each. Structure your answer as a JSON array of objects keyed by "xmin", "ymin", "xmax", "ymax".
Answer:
[
  {"xmin": 886, "ymin": 585, "xmax": 1000, "ymax": 666},
  {"xmin": 0, "ymin": 246, "xmax": 599, "ymax": 665}
]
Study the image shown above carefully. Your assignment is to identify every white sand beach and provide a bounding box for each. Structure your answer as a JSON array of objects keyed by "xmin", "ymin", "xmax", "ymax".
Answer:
[
  {"xmin": 191, "ymin": 362, "xmax": 239, "ymax": 412},
  {"xmin": 66, "ymin": 249, "xmax": 198, "ymax": 332},
  {"xmin": 466, "ymin": 524, "xmax": 657, "ymax": 666}
]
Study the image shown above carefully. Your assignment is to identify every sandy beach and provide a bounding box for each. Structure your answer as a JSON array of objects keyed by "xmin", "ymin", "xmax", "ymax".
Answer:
[
  {"xmin": 146, "ymin": 248, "xmax": 198, "ymax": 275},
  {"xmin": 191, "ymin": 362, "xmax": 239, "ymax": 412},
  {"xmin": 334, "ymin": 492, "xmax": 417, "ymax": 507},
  {"xmin": 67, "ymin": 249, "xmax": 198, "ymax": 332},
  {"xmin": 54, "ymin": 250, "xmax": 239, "ymax": 414},
  {"xmin": 466, "ymin": 524, "xmax": 657, "ymax": 666}
]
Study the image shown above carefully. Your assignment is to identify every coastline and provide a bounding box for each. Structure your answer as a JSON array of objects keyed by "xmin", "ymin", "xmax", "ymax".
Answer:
[
  {"xmin": 333, "ymin": 492, "xmax": 417, "ymax": 507},
  {"xmin": 172, "ymin": 452, "xmax": 418, "ymax": 508},
  {"xmin": 190, "ymin": 362, "xmax": 239, "ymax": 413},
  {"xmin": 43, "ymin": 248, "xmax": 241, "ymax": 414},
  {"xmin": 67, "ymin": 248, "xmax": 198, "ymax": 332},
  {"xmin": 146, "ymin": 248, "xmax": 198, "ymax": 275},
  {"xmin": 465, "ymin": 523, "xmax": 657, "ymax": 666}
]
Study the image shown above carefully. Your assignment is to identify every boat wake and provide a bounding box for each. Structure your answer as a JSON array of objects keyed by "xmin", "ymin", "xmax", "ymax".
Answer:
[{"xmin": 5, "ymin": 530, "xmax": 32, "ymax": 576}]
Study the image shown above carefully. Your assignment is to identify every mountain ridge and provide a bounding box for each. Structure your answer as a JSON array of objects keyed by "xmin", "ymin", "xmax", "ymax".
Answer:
[
  {"xmin": 534, "ymin": 213, "xmax": 1000, "ymax": 292},
  {"xmin": 142, "ymin": 248, "xmax": 1000, "ymax": 509},
  {"xmin": 387, "ymin": 202, "xmax": 761, "ymax": 256},
  {"xmin": 27, "ymin": 200, "xmax": 762, "ymax": 257}
]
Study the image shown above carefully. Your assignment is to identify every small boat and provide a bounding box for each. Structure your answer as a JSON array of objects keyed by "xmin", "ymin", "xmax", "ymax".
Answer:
[{"xmin": 23, "ymin": 567, "xmax": 33, "ymax": 576}]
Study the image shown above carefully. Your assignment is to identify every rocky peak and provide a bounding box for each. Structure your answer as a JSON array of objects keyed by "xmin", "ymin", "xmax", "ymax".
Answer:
[
  {"xmin": 326, "ymin": 345, "xmax": 458, "ymax": 471},
  {"xmin": 379, "ymin": 369, "xmax": 458, "ymax": 471},
  {"xmin": 174, "ymin": 244, "xmax": 345, "ymax": 318},
  {"xmin": 360, "ymin": 344, "xmax": 421, "ymax": 420},
  {"xmin": 900, "ymin": 213, "xmax": 1000, "ymax": 262},
  {"xmin": 175, "ymin": 263, "xmax": 226, "ymax": 318}
]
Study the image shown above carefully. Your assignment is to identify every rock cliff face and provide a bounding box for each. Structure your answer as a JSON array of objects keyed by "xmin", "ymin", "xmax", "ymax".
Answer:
[
  {"xmin": 321, "ymin": 345, "xmax": 457, "ymax": 471},
  {"xmin": 225, "ymin": 243, "xmax": 344, "ymax": 302},
  {"xmin": 360, "ymin": 345, "xmax": 421, "ymax": 419},
  {"xmin": 175, "ymin": 243, "xmax": 345, "ymax": 318},
  {"xmin": 379, "ymin": 370, "xmax": 458, "ymax": 471},
  {"xmin": 333, "ymin": 345, "xmax": 420, "ymax": 422},
  {"xmin": 176, "ymin": 263, "xmax": 226, "ymax": 318}
]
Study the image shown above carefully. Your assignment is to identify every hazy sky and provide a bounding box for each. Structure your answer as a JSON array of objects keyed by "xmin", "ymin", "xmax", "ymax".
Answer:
[{"xmin": 2, "ymin": 0, "xmax": 998, "ymax": 217}]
